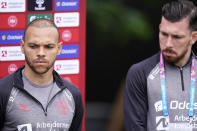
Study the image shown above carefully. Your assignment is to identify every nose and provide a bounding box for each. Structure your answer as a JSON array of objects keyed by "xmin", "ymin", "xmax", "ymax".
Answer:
[
  {"xmin": 37, "ymin": 47, "xmax": 46, "ymax": 57},
  {"xmin": 166, "ymin": 36, "xmax": 173, "ymax": 48}
]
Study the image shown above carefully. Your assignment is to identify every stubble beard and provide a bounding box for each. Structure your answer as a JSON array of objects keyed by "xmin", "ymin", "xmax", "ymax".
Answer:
[
  {"xmin": 25, "ymin": 56, "xmax": 56, "ymax": 75},
  {"xmin": 162, "ymin": 48, "xmax": 188, "ymax": 65}
]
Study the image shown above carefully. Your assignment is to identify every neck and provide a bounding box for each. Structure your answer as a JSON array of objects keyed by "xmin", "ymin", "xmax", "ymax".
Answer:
[{"xmin": 24, "ymin": 66, "xmax": 53, "ymax": 86}]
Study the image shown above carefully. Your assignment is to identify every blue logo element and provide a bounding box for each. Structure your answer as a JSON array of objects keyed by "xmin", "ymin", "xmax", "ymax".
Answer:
[
  {"xmin": 55, "ymin": 0, "xmax": 79, "ymax": 11},
  {"xmin": 0, "ymin": 30, "xmax": 24, "ymax": 45},
  {"xmin": 57, "ymin": 44, "xmax": 79, "ymax": 58}
]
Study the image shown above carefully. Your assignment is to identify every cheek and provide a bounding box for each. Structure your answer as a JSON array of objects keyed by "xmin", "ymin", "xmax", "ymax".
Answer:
[
  {"xmin": 24, "ymin": 49, "xmax": 36, "ymax": 60},
  {"xmin": 178, "ymin": 39, "xmax": 190, "ymax": 48},
  {"xmin": 159, "ymin": 35, "xmax": 166, "ymax": 47},
  {"xmin": 48, "ymin": 51, "xmax": 59, "ymax": 59},
  {"xmin": 159, "ymin": 40, "xmax": 165, "ymax": 49}
]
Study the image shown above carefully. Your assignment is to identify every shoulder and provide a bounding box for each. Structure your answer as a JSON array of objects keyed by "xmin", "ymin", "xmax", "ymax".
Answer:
[
  {"xmin": 61, "ymin": 79, "xmax": 84, "ymax": 115},
  {"xmin": 127, "ymin": 52, "xmax": 160, "ymax": 79},
  {"xmin": 0, "ymin": 73, "xmax": 14, "ymax": 125},
  {"xmin": 62, "ymin": 79, "xmax": 82, "ymax": 98},
  {"xmin": 0, "ymin": 74, "xmax": 14, "ymax": 97},
  {"xmin": 53, "ymin": 71, "xmax": 82, "ymax": 98}
]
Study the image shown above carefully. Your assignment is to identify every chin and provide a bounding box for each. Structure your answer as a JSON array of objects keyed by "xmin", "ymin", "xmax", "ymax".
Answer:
[
  {"xmin": 33, "ymin": 67, "xmax": 50, "ymax": 74},
  {"xmin": 164, "ymin": 56, "xmax": 179, "ymax": 64}
]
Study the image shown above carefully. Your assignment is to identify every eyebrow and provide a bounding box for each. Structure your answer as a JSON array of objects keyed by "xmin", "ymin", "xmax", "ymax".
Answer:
[{"xmin": 160, "ymin": 30, "xmax": 185, "ymax": 37}]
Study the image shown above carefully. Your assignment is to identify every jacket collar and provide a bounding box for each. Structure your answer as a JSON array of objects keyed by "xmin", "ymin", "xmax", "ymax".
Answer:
[{"xmin": 13, "ymin": 65, "xmax": 66, "ymax": 89}]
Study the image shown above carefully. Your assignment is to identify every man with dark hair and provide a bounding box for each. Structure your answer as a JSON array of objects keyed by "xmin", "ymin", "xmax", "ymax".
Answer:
[
  {"xmin": 0, "ymin": 18, "xmax": 84, "ymax": 131},
  {"xmin": 124, "ymin": 0, "xmax": 197, "ymax": 130}
]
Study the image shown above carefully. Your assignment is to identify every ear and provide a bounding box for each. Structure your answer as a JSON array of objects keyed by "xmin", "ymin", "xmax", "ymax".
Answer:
[
  {"xmin": 191, "ymin": 31, "xmax": 197, "ymax": 45},
  {"xmin": 21, "ymin": 40, "xmax": 25, "ymax": 54},
  {"xmin": 57, "ymin": 41, "xmax": 62, "ymax": 55}
]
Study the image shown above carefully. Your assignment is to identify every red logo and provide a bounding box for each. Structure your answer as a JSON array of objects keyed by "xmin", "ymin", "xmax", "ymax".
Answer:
[
  {"xmin": 56, "ymin": 17, "xmax": 62, "ymax": 23},
  {"xmin": 1, "ymin": 2, "xmax": 7, "ymax": 8},
  {"xmin": 0, "ymin": 14, "xmax": 26, "ymax": 29},
  {"xmin": 60, "ymin": 28, "xmax": 79, "ymax": 43},
  {"xmin": 19, "ymin": 104, "xmax": 30, "ymax": 112},
  {"xmin": 56, "ymin": 100, "xmax": 69, "ymax": 115},
  {"xmin": 55, "ymin": 64, "xmax": 62, "ymax": 71},
  {"xmin": 0, "ymin": 61, "xmax": 25, "ymax": 78},
  {"xmin": 8, "ymin": 64, "xmax": 18, "ymax": 74},
  {"xmin": 1, "ymin": 50, "xmax": 7, "ymax": 57},
  {"xmin": 8, "ymin": 16, "xmax": 18, "ymax": 27},
  {"xmin": 62, "ymin": 30, "xmax": 72, "ymax": 42}
]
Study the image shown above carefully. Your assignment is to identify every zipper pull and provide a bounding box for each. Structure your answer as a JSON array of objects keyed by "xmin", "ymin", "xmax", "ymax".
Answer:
[{"xmin": 44, "ymin": 111, "xmax": 47, "ymax": 116}]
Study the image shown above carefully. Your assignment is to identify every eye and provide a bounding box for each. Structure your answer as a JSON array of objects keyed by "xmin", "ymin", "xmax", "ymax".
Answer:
[
  {"xmin": 29, "ymin": 43, "xmax": 38, "ymax": 49},
  {"xmin": 45, "ymin": 44, "xmax": 54, "ymax": 49},
  {"xmin": 173, "ymin": 35, "xmax": 182, "ymax": 39},
  {"xmin": 161, "ymin": 32, "xmax": 168, "ymax": 37}
]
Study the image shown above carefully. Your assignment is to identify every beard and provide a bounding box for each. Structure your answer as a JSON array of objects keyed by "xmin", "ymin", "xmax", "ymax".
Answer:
[
  {"xmin": 162, "ymin": 48, "xmax": 188, "ymax": 64},
  {"xmin": 25, "ymin": 56, "xmax": 56, "ymax": 75}
]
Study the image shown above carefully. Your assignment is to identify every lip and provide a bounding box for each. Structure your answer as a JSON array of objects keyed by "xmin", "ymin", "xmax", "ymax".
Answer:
[
  {"xmin": 163, "ymin": 51, "xmax": 174, "ymax": 57},
  {"xmin": 34, "ymin": 61, "xmax": 48, "ymax": 65}
]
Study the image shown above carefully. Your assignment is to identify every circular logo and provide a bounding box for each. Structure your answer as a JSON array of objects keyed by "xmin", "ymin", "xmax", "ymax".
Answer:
[
  {"xmin": 8, "ymin": 64, "xmax": 18, "ymax": 74},
  {"xmin": 62, "ymin": 30, "xmax": 72, "ymax": 42},
  {"xmin": 8, "ymin": 16, "xmax": 18, "ymax": 27},
  {"xmin": 56, "ymin": 100, "xmax": 69, "ymax": 115},
  {"xmin": 2, "ymin": 35, "xmax": 6, "ymax": 40},
  {"xmin": 56, "ymin": 2, "xmax": 61, "ymax": 6}
]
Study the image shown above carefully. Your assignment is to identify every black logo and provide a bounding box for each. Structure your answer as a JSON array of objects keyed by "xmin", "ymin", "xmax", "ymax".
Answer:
[{"xmin": 28, "ymin": 0, "xmax": 52, "ymax": 11}]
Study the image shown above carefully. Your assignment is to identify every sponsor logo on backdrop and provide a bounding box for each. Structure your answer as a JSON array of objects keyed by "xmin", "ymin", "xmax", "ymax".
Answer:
[
  {"xmin": 8, "ymin": 64, "xmax": 18, "ymax": 74},
  {"xmin": 55, "ymin": 0, "xmax": 79, "ymax": 11},
  {"xmin": 0, "ymin": 1, "xmax": 7, "ymax": 8},
  {"xmin": 59, "ymin": 28, "xmax": 79, "ymax": 43},
  {"xmin": 28, "ymin": 0, "xmax": 52, "ymax": 11},
  {"xmin": 0, "ymin": 30, "xmax": 24, "ymax": 44},
  {"xmin": 8, "ymin": 16, "xmax": 17, "ymax": 27},
  {"xmin": 0, "ymin": 0, "xmax": 25, "ymax": 12},
  {"xmin": 62, "ymin": 30, "xmax": 72, "ymax": 41},
  {"xmin": 54, "ymin": 12, "xmax": 79, "ymax": 27},
  {"xmin": 54, "ymin": 59, "xmax": 79, "ymax": 74},
  {"xmin": 1, "ymin": 50, "xmax": 7, "ymax": 57},
  {"xmin": 0, "ymin": 46, "xmax": 25, "ymax": 61},
  {"xmin": 57, "ymin": 44, "xmax": 79, "ymax": 59},
  {"xmin": 28, "ymin": 14, "xmax": 52, "ymax": 24},
  {"xmin": 35, "ymin": 0, "xmax": 45, "ymax": 10},
  {"xmin": 0, "ymin": 61, "xmax": 25, "ymax": 78},
  {"xmin": 0, "ymin": 14, "xmax": 26, "ymax": 29}
]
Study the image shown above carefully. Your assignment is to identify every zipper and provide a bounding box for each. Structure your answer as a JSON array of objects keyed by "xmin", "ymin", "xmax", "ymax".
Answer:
[
  {"xmin": 15, "ymin": 86, "xmax": 49, "ymax": 116},
  {"xmin": 14, "ymin": 85, "xmax": 65, "ymax": 116},
  {"xmin": 45, "ymin": 89, "xmax": 63, "ymax": 114},
  {"xmin": 179, "ymin": 67, "xmax": 185, "ymax": 91}
]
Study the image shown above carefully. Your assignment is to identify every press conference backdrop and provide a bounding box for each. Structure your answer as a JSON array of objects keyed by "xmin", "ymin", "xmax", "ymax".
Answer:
[{"xmin": 0, "ymin": 0, "xmax": 86, "ymax": 130}]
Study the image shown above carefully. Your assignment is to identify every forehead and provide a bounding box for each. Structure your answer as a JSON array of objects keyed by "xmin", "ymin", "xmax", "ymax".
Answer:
[
  {"xmin": 25, "ymin": 26, "xmax": 59, "ymax": 42},
  {"xmin": 160, "ymin": 17, "xmax": 191, "ymax": 35}
]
